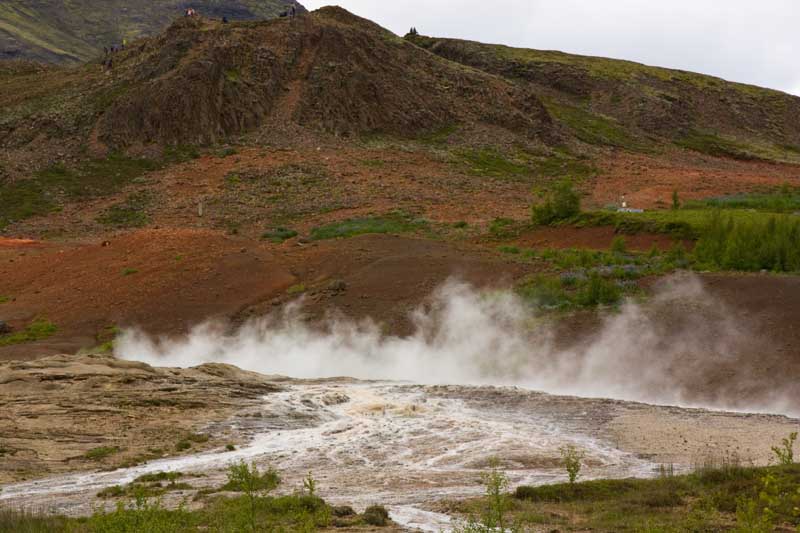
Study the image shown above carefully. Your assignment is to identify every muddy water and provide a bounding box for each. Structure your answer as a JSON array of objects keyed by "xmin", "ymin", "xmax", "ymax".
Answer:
[{"xmin": 1, "ymin": 382, "xmax": 793, "ymax": 531}]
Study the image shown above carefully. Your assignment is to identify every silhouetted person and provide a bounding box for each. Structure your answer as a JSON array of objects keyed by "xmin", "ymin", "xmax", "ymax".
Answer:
[{"xmin": 291, "ymin": 5, "xmax": 296, "ymax": 17}]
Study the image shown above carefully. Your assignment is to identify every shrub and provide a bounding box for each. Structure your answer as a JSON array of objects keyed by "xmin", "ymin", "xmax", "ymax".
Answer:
[
  {"xmin": 574, "ymin": 274, "xmax": 621, "ymax": 307},
  {"xmin": 560, "ymin": 444, "xmax": 585, "ymax": 485},
  {"xmin": 532, "ymin": 179, "xmax": 581, "ymax": 225},
  {"xmin": 362, "ymin": 505, "xmax": 390, "ymax": 526},
  {"xmin": 84, "ymin": 446, "xmax": 120, "ymax": 460},
  {"xmin": 772, "ymin": 432, "xmax": 797, "ymax": 466}
]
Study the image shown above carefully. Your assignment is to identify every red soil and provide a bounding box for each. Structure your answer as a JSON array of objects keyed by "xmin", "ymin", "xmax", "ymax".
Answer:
[{"xmin": 592, "ymin": 151, "xmax": 800, "ymax": 209}]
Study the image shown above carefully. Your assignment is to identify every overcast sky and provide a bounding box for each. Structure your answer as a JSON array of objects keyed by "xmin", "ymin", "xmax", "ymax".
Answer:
[{"xmin": 302, "ymin": 1, "xmax": 800, "ymax": 96}]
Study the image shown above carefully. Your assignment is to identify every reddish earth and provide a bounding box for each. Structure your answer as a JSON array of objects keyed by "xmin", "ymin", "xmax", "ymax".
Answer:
[
  {"xmin": 592, "ymin": 151, "xmax": 800, "ymax": 209},
  {"xmin": 0, "ymin": 231, "xmax": 538, "ymax": 360},
  {"xmin": 0, "ymin": 229, "xmax": 295, "ymax": 359}
]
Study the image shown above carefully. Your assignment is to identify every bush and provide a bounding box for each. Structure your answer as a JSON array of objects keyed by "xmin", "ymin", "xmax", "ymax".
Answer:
[
  {"xmin": 532, "ymin": 179, "xmax": 581, "ymax": 225},
  {"xmin": 84, "ymin": 446, "xmax": 120, "ymax": 460},
  {"xmin": 362, "ymin": 505, "xmax": 390, "ymax": 526},
  {"xmin": 694, "ymin": 211, "xmax": 800, "ymax": 272},
  {"xmin": 560, "ymin": 444, "xmax": 585, "ymax": 485}
]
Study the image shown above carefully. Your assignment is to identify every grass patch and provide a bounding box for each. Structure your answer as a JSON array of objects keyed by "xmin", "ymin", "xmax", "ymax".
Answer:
[
  {"xmin": 417, "ymin": 124, "xmax": 458, "ymax": 146},
  {"xmin": 261, "ymin": 227, "xmax": 298, "ymax": 243},
  {"xmin": 0, "ymin": 149, "xmax": 197, "ymax": 228},
  {"xmin": 84, "ymin": 446, "xmax": 120, "ymax": 461},
  {"xmin": 460, "ymin": 148, "xmax": 531, "ymax": 180},
  {"xmin": 0, "ymin": 295, "xmax": 10, "ymax": 304},
  {"xmin": 310, "ymin": 212, "xmax": 427, "ymax": 240},
  {"xmin": 675, "ymin": 130, "xmax": 761, "ymax": 160},
  {"xmin": 96, "ymin": 191, "xmax": 151, "ymax": 227},
  {"xmin": 685, "ymin": 188, "xmax": 800, "ymax": 212},
  {"xmin": 0, "ymin": 318, "xmax": 57, "ymax": 346},
  {"xmin": 531, "ymin": 149, "xmax": 597, "ymax": 180},
  {"xmin": 509, "ymin": 463, "xmax": 800, "ymax": 531},
  {"xmin": 286, "ymin": 284, "xmax": 307, "ymax": 295},
  {"xmin": 122, "ymin": 267, "xmax": 139, "ymax": 276},
  {"xmin": 545, "ymin": 101, "xmax": 647, "ymax": 151},
  {"xmin": 571, "ymin": 210, "xmax": 697, "ymax": 239},
  {"xmin": 517, "ymin": 272, "xmax": 627, "ymax": 310}
]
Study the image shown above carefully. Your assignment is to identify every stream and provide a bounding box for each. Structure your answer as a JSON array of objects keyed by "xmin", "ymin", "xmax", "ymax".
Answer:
[{"xmin": 0, "ymin": 382, "xmax": 662, "ymax": 530}]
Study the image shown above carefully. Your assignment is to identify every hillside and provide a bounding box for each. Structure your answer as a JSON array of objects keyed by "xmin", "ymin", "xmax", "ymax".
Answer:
[
  {"xmin": 408, "ymin": 35, "xmax": 800, "ymax": 163},
  {"xmin": 0, "ymin": 0, "xmax": 305, "ymax": 64}
]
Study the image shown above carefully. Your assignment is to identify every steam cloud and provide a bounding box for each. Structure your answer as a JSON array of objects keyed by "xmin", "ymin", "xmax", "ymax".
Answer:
[{"xmin": 116, "ymin": 274, "xmax": 795, "ymax": 416}]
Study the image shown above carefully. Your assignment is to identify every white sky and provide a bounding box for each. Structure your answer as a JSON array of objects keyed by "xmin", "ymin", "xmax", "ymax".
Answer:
[{"xmin": 302, "ymin": 1, "xmax": 800, "ymax": 96}]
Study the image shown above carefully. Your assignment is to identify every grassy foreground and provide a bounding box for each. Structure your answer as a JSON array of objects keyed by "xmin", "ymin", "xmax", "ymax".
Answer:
[
  {"xmin": 448, "ymin": 462, "xmax": 800, "ymax": 532},
  {"xmin": 0, "ymin": 462, "xmax": 390, "ymax": 532}
]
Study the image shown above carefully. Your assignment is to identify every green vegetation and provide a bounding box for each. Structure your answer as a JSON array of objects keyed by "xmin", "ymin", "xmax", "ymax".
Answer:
[
  {"xmin": 560, "ymin": 444, "xmax": 586, "ymax": 485},
  {"xmin": 122, "ymin": 268, "xmax": 139, "ymax": 276},
  {"xmin": 310, "ymin": 212, "xmax": 427, "ymax": 240},
  {"xmin": 84, "ymin": 446, "xmax": 120, "ymax": 461},
  {"xmin": 686, "ymin": 187, "xmax": 800, "ymax": 212},
  {"xmin": 261, "ymin": 227, "xmax": 298, "ymax": 243},
  {"xmin": 545, "ymin": 101, "xmax": 646, "ymax": 150},
  {"xmin": 509, "ymin": 462, "xmax": 800, "ymax": 531},
  {"xmin": 772, "ymin": 432, "xmax": 797, "ymax": 466},
  {"xmin": 0, "ymin": 318, "xmax": 57, "ymax": 347},
  {"xmin": 286, "ymin": 284, "xmax": 307, "ymax": 295},
  {"xmin": 0, "ymin": 295, "xmax": 10, "ymax": 304},
  {"xmin": 97, "ymin": 191, "xmax": 151, "ymax": 227},
  {"xmin": 570, "ymin": 210, "xmax": 697, "ymax": 239},
  {"xmin": 362, "ymin": 506, "xmax": 390, "ymax": 527},
  {"xmin": 517, "ymin": 273, "xmax": 624, "ymax": 310},
  {"xmin": 0, "ymin": 154, "xmax": 159, "ymax": 229},
  {"xmin": 98, "ymin": 472, "xmax": 191, "ymax": 499},
  {"xmin": 417, "ymin": 124, "xmax": 458, "ymax": 146},
  {"xmin": 675, "ymin": 130, "xmax": 761, "ymax": 160},
  {"xmin": 531, "ymin": 150, "xmax": 597, "ymax": 181},
  {"xmin": 459, "ymin": 147, "xmax": 596, "ymax": 183},
  {"xmin": 694, "ymin": 211, "xmax": 800, "ymax": 272},
  {"xmin": 488, "ymin": 218, "xmax": 520, "ymax": 239},
  {"xmin": 460, "ymin": 148, "xmax": 531, "ymax": 180},
  {"xmin": 532, "ymin": 179, "xmax": 581, "ymax": 225},
  {"xmin": 452, "ymin": 460, "xmax": 515, "ymax": 533}
]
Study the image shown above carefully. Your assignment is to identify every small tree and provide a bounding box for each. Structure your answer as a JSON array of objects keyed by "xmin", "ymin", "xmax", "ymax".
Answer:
[
  {"xmin": 672, "ymin": 190, "xmax": 681, "ymax": 210},
  {"xmin": 482, "ymin": 461, "xmax": 512, "ymax": 531},
  {"xmin": 452, "ymin": 459, "xmax": 519, "ymax": 533},
  {"xmin": 303, "ymin": 471, "xmax": 317, "ymax": 497},
  {"xmin": 560, "ymin": 444, "xmax": 585, "ymax": 485},
  {"xmin": 532, "ymin": 179, "xmax": 581, "ymax": 226},
  {"xmin": 226, "ymin": 460, "xmax": 280, "ymax": 532},
  {"xmin": 771, "ymin": 432, "xmax": 797, "ymax": 465}
]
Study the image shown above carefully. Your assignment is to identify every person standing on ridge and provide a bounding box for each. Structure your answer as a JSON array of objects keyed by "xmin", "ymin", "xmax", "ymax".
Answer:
[{"xmin": 291, "ymin": 4, "xmax": 297, "ymax": 17}]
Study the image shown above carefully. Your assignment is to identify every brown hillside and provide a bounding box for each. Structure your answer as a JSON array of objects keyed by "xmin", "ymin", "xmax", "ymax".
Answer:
[{"xmin": 95, "ymin": 7, "xmax": 553, "ymax": 148}]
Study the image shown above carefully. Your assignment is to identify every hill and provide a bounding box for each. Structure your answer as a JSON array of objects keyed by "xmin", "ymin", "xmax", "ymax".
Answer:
[
  {"xmin": 408, "ymin": 35, "xmax": 800, "ymax": 163},
  {"xmin": 0, "ymin": 0, "xmax": 305, "ymax": 64}
]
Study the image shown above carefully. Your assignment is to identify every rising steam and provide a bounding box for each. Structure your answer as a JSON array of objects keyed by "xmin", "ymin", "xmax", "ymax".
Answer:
[{"xmin": 116, "ymin": 274, "xmax": 795, "ymax": 416}]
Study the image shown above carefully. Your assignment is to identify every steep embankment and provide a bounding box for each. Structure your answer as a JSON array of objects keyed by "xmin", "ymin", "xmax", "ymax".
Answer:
[
  {"xmin": 0, "ymin": 0, "xmax": 305, "ymax": 63},
  {"xmin": 408, "ymin": 35, "xmax": 800, "ymax": 163}
]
